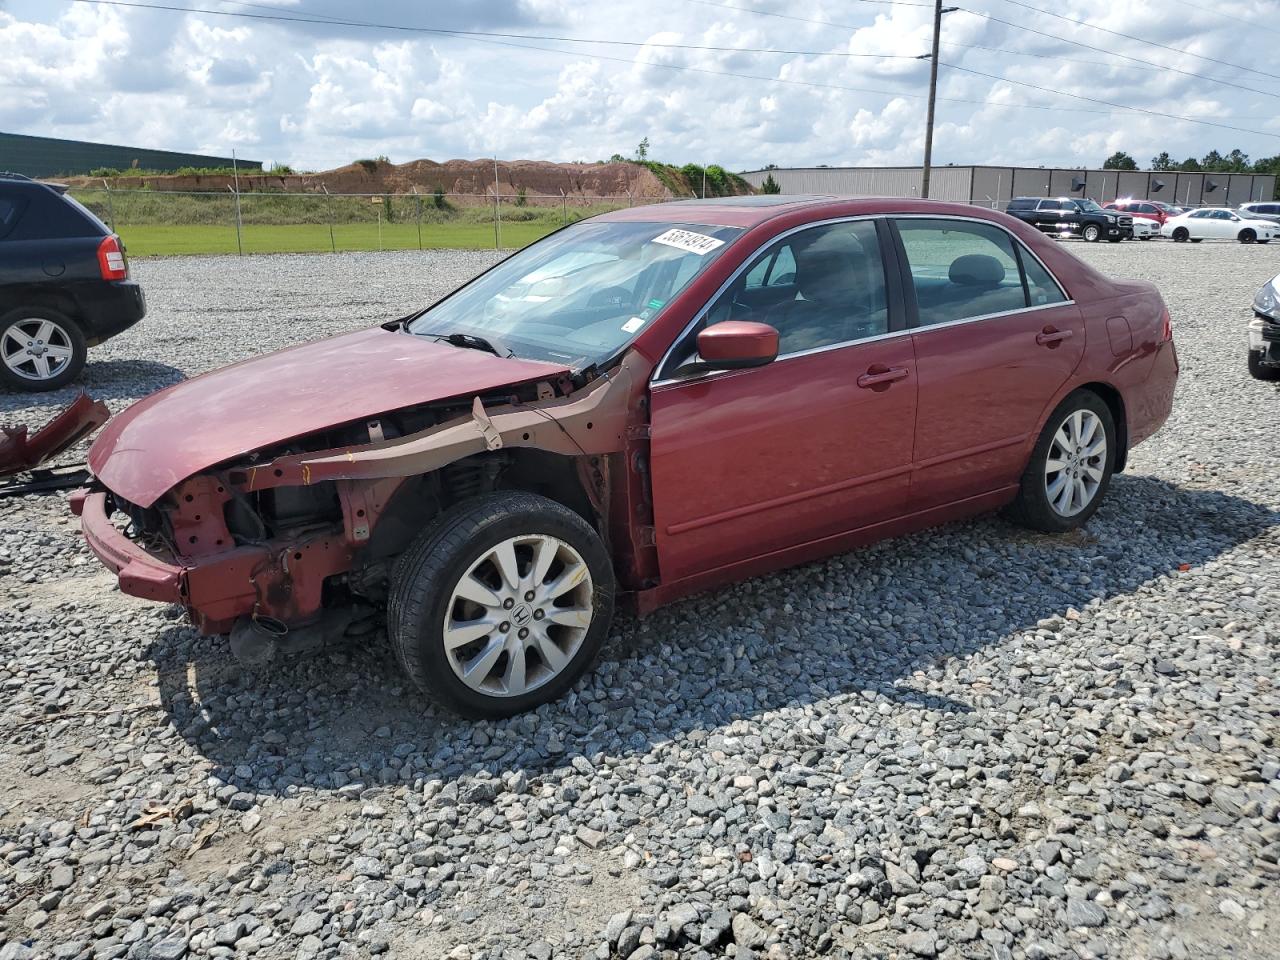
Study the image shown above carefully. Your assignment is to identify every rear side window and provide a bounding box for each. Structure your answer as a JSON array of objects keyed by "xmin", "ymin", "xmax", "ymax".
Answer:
[
  {"xmin": 1007, "ymin": 198, "xmax": 1035, "ymax": 210},
  {"xmin": 6, "ymin": 189, "xmax": 104, "ymax": 241},
  {"xmin": 1038, "ymin": 200, "xmax": 1062, "ymax": 211},
  {"xmin": 896, "ymin": 219, "xmax": 1064, "ymax": 326}
]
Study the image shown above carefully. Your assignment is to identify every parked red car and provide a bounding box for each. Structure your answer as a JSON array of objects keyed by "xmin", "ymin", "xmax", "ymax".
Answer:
[
  {"xmin": 1104, "ymin": 199, "xmax": 1177, "ymax": 226},
  {"xmin": 73, "ymin": 197, "xmax": 1178, "ymax": 716}
]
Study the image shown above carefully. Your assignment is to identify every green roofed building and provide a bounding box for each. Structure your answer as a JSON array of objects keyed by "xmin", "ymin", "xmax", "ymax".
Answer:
[{"xmin": 0, "ymin": 131, "xmax": 262, "ymax": 178}]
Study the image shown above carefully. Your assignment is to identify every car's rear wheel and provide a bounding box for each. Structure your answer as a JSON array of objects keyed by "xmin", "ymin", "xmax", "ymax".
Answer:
[
  {"xmin": 1240, "ymin": 229, "xmax": 1257, "ymax": 244},
  {"xmin": 1190, "ymin": 238, "xmax": 1203, "ymax": 243},
  {"xmin": 388, "ymin": 491, "xmax": 615, "ymax": 718},
  {"xmin": 1171, "ymin": 227, "xmax": 1189, "ymax": 242},
  {"xmin": 1005, "ymin": 390, "xmax": 1116, "ymax": 533},
  {"xmin": 1249, "ymin": 350, "xmax": 1280, "ymax": 381},
  {"xmin": 0, "ymin": 308, "xmax": 86, "ymax": 392},
  {"xmin": 1082, "ymin": 224, "xmax": 1102, "ymax": 242}
]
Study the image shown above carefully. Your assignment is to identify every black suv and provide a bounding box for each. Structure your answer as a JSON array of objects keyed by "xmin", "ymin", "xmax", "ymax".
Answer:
[
  {"xmin": 0, "ymin": 173, "xmax": 145, "ymax": 391},
  {"xmin": 1005, "ymin": 197, "xmax": 1133, "ymax": 243}
]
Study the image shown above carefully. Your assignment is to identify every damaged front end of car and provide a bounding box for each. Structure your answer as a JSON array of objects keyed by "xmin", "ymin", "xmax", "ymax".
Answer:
[{"xmin": 71, "ymin": 351, "xmax": 657, "ymax": 664}]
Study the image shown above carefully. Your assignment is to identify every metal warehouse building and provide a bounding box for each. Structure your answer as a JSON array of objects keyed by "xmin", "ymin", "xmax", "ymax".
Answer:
[
  {"xmin": 0, "ymin": 132, "xmax": 262, "ymax": 178},
  {"xmin": 741, "ymin": 165, "xmax": 1276, "ymax": 209}
]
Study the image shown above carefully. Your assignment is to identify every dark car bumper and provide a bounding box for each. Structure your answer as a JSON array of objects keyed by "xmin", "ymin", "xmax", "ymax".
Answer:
[
  {"xmin": 78, "ymin": 280, "xmax": 146, "ymax": 345},
  {"xmin": 1251, "ymin": 314, "xmax": 1280, "ymax": 365}
]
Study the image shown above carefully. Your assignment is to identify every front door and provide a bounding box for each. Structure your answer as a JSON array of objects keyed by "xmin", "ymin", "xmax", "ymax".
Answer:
[
  {"xmin": 648, "ymin": 218, "xmax": 917, "ymax": 584},
  {"xmin": 892, "ymin": 217, "xmax": 1086, "ymax": 510}
]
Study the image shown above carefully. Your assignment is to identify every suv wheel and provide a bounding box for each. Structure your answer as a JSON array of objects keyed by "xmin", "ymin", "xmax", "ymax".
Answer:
[
  {"xmin": 388, "ymin": 492, "xmax": 615, "ymax": 718},
  {"xmin": 1248, "ymin": 350, "xmax": 1280, "ymax": 381},
  {"xmin": 1082, "ymin": 224, "xmax": 1102, "ymax": 242},
  {"xmin": 0, "ymin": 308, "xmax": 87, "ymax": 392},
  {"xmin": 1005, "ymin": 390, "xmax": 1116, "ymax": 533}
]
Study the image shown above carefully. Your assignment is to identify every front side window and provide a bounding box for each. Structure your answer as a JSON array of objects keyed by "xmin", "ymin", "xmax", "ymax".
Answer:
[
  {"xmin": 696, "ymin": 219, "xmax": 889, "ymax": 359},
  {"xmin": 408, "ymin": 220, "xmax": 741, "ymax": 369},
  {"xmin": 897, "ymin": 219, "xmax": 1031, "ymax": 326}
]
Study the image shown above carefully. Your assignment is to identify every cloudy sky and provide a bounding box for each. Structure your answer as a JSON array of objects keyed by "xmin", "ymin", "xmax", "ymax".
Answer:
[{"xmin": 1, "ymin": 0, "xmax": 1278, "ymax": 173}]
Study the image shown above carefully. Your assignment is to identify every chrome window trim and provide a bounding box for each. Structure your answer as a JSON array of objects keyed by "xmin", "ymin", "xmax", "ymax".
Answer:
[
  {"xmin": 650, "ymin": 211, "xmax": 1073, "ymax": 389},
  {"xmin": 651, "ymin": 214, "xmax": 887, "ymax": 387}
]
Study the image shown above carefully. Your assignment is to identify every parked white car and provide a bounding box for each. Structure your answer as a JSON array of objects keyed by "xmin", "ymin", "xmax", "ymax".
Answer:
[
  {"xmin": 1162, "ymin": 207, "xmax": 1280, "ymax": 244},
  {"xmin": 1130, "ymin": 217, "xmax": 1160, "ymax": 240}
]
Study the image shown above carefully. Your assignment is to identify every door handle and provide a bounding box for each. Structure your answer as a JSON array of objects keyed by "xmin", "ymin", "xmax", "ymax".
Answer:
[
  {"xmin": 857, "ymin": 366, "xmax": 910, "ymax": 388},
  {"xmin": 1036, "ymin": 327, "xmax": 1073, "ymax": 346}
]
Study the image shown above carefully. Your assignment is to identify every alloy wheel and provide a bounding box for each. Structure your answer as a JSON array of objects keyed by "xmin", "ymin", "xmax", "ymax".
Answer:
[
  {"xmin": 442, "ymin": 534, "xmax": 593, "ymax": 698},
  {"xmin": 1, "ymin": 317, "xmax": 76, "ymax": 382},
  {"xmin": 1044, "ymin": 409, "xmax": 1107, "ymax": 517}
]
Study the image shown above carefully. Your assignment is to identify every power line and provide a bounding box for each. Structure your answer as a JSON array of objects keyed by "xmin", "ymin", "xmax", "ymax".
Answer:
[
  {"xmin": 680, "ymin": 0, "xmax": 1280, "ymax": 101},
  {"xmin": 953, "ymin": 8, "xmax": 1280, "ymax": 100},
  {"xmin": 58, "ymin": 0, "xmax": 1280, "ymax": 135},
  {"xmin": 941, "ymin": 61, "xmax": 1280, "ymax": 138},
  {"xmin": 983, "ymin": 0, "xmax": 1280, "ymax": 81},
  {"xmin": 62, "ymin": 0, "xmax": 1125, "ymax": 117},
  {"xmin": 1164, "ymin": 0, "xmax": 1280, "ymax": 37},
  {"xmin": 66, "ymin": 0, "xmax": 918, "ymax": 59}
]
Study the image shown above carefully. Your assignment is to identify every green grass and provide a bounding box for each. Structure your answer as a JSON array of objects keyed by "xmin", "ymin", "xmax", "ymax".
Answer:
[{"xmin": 116, "ymin": 221, "xmax": 566, "ymax": 257}]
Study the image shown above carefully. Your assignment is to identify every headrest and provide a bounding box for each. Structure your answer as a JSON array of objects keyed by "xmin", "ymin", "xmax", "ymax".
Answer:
[{"xmin": 949, "ymin": 254, "xmax": 1005, "ymax": 288}]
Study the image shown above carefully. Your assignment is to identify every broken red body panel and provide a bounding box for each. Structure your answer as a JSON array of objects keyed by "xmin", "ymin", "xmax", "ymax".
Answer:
[{"xmin": 0, "ymin": 393, "xmax": 109, "ymax": 478}]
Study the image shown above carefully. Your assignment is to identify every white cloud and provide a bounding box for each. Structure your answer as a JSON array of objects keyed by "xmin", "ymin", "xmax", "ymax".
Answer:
[{"xmin": 1, "ymin": 0, "xmax": 1277, "ymax": 172}]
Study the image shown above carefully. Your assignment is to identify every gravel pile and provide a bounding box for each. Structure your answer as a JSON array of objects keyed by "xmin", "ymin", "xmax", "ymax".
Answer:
[{"xmin": 2, "ymin": 241, "xmax": 1278, "ymax": 960}]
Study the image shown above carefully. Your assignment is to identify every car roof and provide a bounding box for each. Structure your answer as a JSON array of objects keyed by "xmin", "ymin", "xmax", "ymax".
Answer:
[{"xmin": 597, "ymin": 195, "xmax": 1020, "ymax": 229}]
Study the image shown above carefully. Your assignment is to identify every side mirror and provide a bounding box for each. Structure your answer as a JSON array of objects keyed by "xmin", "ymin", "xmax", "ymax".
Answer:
[{"xmin": 695, "ymin": 321, "xmax": 779, "ymax": 370}]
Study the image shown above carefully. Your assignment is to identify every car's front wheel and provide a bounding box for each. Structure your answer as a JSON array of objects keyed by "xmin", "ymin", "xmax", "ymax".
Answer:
[
  {"xmin": 388, "ymin": 491, "xmax": 615, "ymax": 718},
  {"xmin": 1082, "ymin": 224, "xmax": 1102, "ymax": 242},
  {"xmin": 1249, "ymin": 350, "xmax": 1280, "ymax": 381},
  {"xmin": 1240, "ymin": 229, "xmax": 1257, "ymax": 244},
  {"xmin": 1005, "ymin": 390, "xmax": 1116, "ymax": 533},
  {"xmin": 1171, "ymin": 227, "xmax": 1189, "ymax": 242},
  {"xmin": 0, "ymin": 307, "xmax": 87, "ymax": 392}
]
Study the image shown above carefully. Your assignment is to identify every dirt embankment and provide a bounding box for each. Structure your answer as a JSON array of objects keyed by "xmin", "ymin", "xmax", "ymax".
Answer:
[{"xmin": 65, "ymin": 158, "xmax": 750, "ymax": 199}]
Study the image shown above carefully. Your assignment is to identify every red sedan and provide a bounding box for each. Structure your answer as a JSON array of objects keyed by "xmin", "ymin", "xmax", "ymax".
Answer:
[{"xmin": 74, "ymin": 197, "xmax": 1178, "ymax": 717}]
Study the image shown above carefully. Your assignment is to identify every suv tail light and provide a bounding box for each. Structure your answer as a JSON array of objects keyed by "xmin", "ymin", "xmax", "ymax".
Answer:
[
  {"xmin": 1159, "ymin": 307, "xmax": 1173, "ymax": 344},
  {"xmin": 97, "ymin": 234, "xmax": 127, "ymax": 281}
]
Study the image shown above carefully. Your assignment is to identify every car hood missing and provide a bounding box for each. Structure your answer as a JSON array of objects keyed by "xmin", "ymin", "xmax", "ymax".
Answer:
[{"xmin": 88, "ymin": 327, "xmax": 570, "ymax": 507}]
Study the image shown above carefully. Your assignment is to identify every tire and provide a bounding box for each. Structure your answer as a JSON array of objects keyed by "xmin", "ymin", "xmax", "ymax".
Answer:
[
  {"xmin": 1172, "ymin": 227, "xmax": 1189, "ymax": 242},
  {"xmin": 1082, "ymin": 224, "xmax": 1102, "ymax": 242},
  {"xmin": 1190, "ymin": 238, "xmax": 1203, "ymax": 243},
  {"xmin": 0, "ymin": 307, "xmax": 86, "ymax": 392},
  {"xmin": 1249, "ymin": 350, "xmax": 1280, "ymax": 381},
  {"xmin": 1240, "ymin": 229, "xmax": 1257, "ymax": 244},
  {"xmin": 1260, "ymin": 240, "xmax": 1271, "ymax": 245},
  {"xmin": 388, "ymin": 491, "xmax": 615, "ymax": 718},
  {"xmin": 1107, "ymin": 237, "xmax": 1123, "ymax": 243},
  {"xmin": 1005, "ymin": 390, "xmax": 1117, "ymax": 534}
]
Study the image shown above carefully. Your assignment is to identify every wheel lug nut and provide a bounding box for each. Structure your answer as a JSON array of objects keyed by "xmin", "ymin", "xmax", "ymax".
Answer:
[
  {"xmin": 524, "ymin": 590, "xmax": 535, "ymax": 602},
  {"xmin": 518, "ymin": 627, "xmax": 529, "ymax": 639},
  {"xmin": 503, "ymin": 598, "xmax": 514, "ymax": 609},
  {"xmin": 533, "ymin": 609, "xmax": 544, "ymax": 620},
  {"xmin": 499, "ymin": 622, "xmax": 509, "ymax": 632}
]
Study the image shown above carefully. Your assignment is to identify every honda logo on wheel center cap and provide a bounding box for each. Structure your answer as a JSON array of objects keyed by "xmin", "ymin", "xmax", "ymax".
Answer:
[{"xmin": 511, "ymin": 603, "xmax": 534, "ymax": 627}]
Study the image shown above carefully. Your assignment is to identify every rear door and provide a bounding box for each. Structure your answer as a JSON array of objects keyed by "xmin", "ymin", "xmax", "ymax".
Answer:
[{"xmin": 890, "ymin": 216, "xmax": 1085, "ymax": 511}]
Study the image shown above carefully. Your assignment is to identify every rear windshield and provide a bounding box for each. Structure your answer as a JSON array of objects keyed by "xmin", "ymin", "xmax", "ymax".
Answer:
[{"xmin": 4, "ymin": 188, "xmax": 107, "ymax": 241}]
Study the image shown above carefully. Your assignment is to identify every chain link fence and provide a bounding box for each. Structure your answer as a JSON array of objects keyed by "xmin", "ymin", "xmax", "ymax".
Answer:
[{"xmin": 69, "ymin": 187, "xmax": 670, "ymax": 257}]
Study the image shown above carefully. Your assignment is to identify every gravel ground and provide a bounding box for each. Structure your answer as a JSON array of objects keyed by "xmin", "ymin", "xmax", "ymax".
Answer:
[{"xmin": 1, "ymin": 240, "xmax": 1278, "ymax": 960}]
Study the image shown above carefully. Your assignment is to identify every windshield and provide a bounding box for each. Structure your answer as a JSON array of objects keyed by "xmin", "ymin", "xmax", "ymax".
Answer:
[
  {"xmin": 1078, "ymin": 199, "xmax": 1105, "ymax": 213},
  {"xmin": 408, "ymin": 219, "xmax": 743, "ymax": 368}
]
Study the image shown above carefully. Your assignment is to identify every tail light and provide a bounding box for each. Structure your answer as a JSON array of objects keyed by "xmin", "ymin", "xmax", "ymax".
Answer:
[
  {"xmin": 97, "ymin": 234, "xmax": 127, "ymax": 281},
  {"xmin": 1159, "ymin": 307, "xmax": 1173, "ymax": 344}
]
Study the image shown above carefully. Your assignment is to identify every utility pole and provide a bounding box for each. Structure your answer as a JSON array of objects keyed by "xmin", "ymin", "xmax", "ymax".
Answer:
[{"xmin": 919, "ymin": 2, "xmax": 957, "ymax": 199}]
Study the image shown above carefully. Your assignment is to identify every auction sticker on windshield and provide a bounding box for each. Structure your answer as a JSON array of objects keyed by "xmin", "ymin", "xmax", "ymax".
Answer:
[{"xmin": 652, "ymin": 228, "xmax": 726, "ymax": 255}]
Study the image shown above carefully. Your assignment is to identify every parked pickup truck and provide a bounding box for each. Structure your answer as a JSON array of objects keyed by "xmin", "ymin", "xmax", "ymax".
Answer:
[{"xmin": 1006, "ymin": 197, "xmax": 1133, "ymax": 243}]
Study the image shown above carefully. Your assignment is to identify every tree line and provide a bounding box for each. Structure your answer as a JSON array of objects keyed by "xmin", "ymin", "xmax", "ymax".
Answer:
[{"xmin": 1103, "ymin": 149, "xmax": 1280, "ymax": 176}]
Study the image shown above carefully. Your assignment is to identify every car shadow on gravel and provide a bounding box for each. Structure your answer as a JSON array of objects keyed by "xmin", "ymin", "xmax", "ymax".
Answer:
[{"xmin": 144, "ymin": 474, "xmax": 1277, "ymax": 799}]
